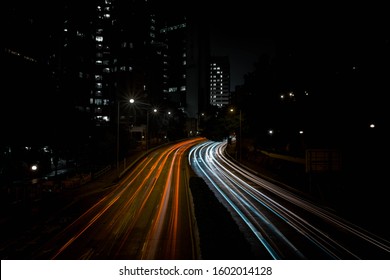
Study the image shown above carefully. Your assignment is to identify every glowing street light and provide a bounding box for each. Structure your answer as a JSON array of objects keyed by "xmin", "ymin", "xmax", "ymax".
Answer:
[
  {"xmin": 31, "ymin": 164, "xmax": 38, "ymax": 171},
  {"xmin": 117, "ymin": 98, "xmax": 135, "ymax": 176}
]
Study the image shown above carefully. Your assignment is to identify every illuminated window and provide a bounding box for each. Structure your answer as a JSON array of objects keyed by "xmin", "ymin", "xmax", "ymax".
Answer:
[
  {"xmin": 76, "ymin": 31, "xmax": 85, "ymax": 37},
  {"xmin": 180, "ymin": 86, "xmax": 186, "ymax": 91},
  {"xmin": 96, "ymin": 36, "xmax": 103, "ymax": 42}
]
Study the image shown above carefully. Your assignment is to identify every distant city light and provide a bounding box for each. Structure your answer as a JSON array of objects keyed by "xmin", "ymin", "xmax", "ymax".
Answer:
[
  {"xmin": 299, "ymin": 130, "xmax": 304, "ymax": 134},
  {"xmin": 31, "ymin": 165, "xmax": 38, "ymax": 171},
  {"xmin": 369, "ymin": 123, "xmax": 375, "ymax": 128},
  {"xmin": 130, "ymin": 98, "xmax": 135, "ymax": 103},
  {"xmin": 268, "ymin": 130, "xmax": 273, "ymax": 135}
]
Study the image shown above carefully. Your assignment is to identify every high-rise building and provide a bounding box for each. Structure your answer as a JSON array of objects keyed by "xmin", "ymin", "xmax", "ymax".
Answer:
[
  {"xmin": 186, "ymin": 14, "xmax": 210, "ymax": 122},
  {"xmin": 155, "ymin": 11, "xmax": 210, "ymax": 134},
  {"xmin": 3, "ymin": 2, "xmax": 65, "ymax": 144},
  {"xmin": 209, "ymin": 56, "xmax": 230, "ymax": 107},
  {"xmin": 159, "ymin": 17, "xmax": 187, "ymax": 111},
  {"xmin": 4, "ymin": 0, "xmax": 209, "ymax": 135},
  {"xmin": 90, "ymin": 0, "xmax": 153, "ymax": 126}
]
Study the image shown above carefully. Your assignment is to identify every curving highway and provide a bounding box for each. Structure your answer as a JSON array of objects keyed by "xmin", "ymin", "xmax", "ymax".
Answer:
[
  {"xmin": 189, "ymin": 140, "xmax": 390, "ymax": 259},
  {"xmin": 34, "ymin": 137, "xmax": 204, "ymax": 260}
]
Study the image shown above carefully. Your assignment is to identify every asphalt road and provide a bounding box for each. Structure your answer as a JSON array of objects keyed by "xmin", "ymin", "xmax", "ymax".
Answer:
[
  {"xmin": 0, "ymin": 138, "xmax": 205, "ymax": 260},
  {"xmin": 189, "ymin": 140, "xmax": 390, "ymax": 259}
]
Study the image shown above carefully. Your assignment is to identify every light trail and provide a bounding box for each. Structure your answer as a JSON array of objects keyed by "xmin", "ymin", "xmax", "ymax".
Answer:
[
  {"xmin": 40, "ymin": 137, "xmax": 204, "ymax": 259},
  {"xmin": 189, "ymin": 140, "xmax": 390, "ymax": 259}
]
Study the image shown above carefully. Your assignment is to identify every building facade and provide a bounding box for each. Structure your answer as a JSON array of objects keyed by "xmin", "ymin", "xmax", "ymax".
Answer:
[{"xmin": 209, "ymin": 56, "xmax": 230, "ymax": 107}]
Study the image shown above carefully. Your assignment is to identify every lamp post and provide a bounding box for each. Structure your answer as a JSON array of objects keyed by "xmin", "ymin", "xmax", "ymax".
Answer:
[
  {"xmin": 116, "ymin": 98, "xmax": 134, "ymax": 176},
  {"xmin": 128, "ymin": 98, "xmax": 158, "ymax": 152},
  {"xmin": 145, "ymin": 108, "xmax": 159, "ymax": 151},
  {"xmin": 230, "ymin": 108, "xmax": 242, "ymax": 161}
]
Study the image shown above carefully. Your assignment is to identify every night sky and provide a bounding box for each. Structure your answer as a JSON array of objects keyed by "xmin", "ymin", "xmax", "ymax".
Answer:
[{"xmin": 205, "ymin": 1, "xmax": 390, "ymax": 89}]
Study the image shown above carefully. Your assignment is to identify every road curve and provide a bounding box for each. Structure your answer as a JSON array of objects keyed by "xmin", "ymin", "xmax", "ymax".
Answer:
[
  {"xmin": 189, "ymin": 140, "xmax": 390, "ymax": 259},
  {"xmin": 35, "ymin": 137, "xmax": 205, "ymax": 260}
]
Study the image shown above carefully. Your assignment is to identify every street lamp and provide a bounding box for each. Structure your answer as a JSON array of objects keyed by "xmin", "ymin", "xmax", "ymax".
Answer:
[
  {"xmin": 230, "ymin": 108, "xmax": 242, "ymax": 161},
  {"xmin": 146, "ymin": 108, "xmax": 158, "ymax": 151},
  {"xmin": 117, "ymin": 98, "xmax": 134, "ymax": 176},
  {"xmin": 128, "ymin": 98, "xmax": 158, "ymax": 152}
]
